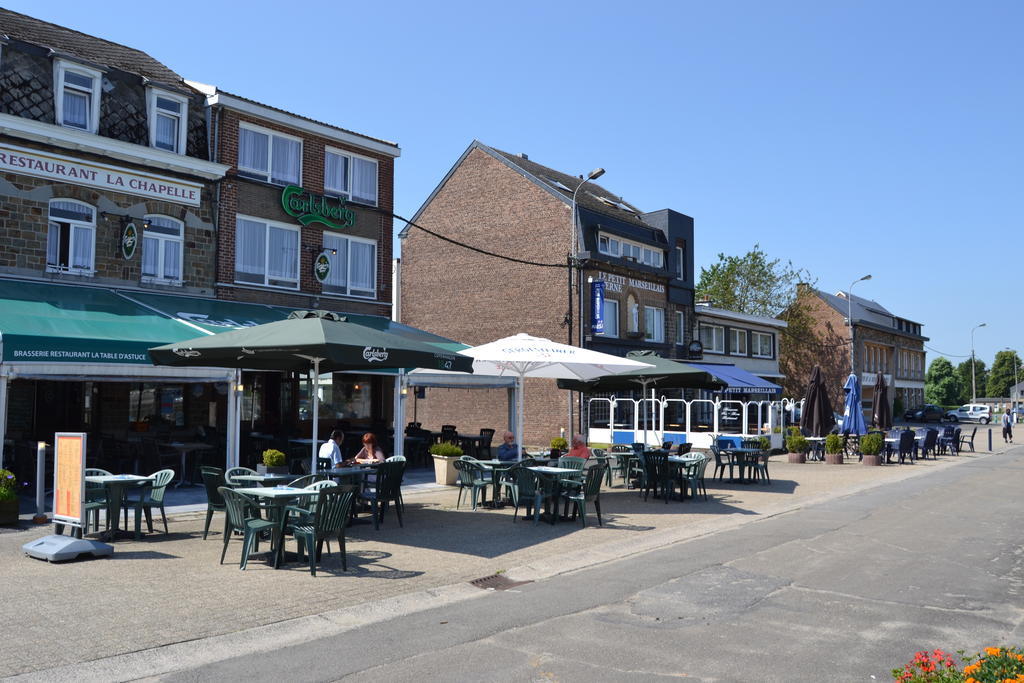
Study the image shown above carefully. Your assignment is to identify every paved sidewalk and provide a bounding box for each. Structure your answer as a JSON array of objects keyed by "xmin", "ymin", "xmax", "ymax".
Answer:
[{"xmin": 0, "ymin": 443, "xmax": 1010, "ymax": 679}]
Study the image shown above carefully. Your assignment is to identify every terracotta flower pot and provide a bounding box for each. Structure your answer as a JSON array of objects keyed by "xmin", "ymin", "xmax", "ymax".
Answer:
[
  {"xmin": 825, "ymin": 453, "xmax": 844, "ymax": 465},
  {"xmin": 862, "ymin": 454, "xmax": 882, "ymax": 466},
  {"xmin": 787, "ymin": 452, "xmax": 806, "ymax": 464}
]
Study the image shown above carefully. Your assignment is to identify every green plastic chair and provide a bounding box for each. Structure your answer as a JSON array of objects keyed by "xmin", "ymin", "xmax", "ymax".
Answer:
[
  {"xmin": 679, "ymin": 455, "xmax": 710, "ymax": 501},
  {"xmin": 453, "ymin": 459, "xmax": 490, "ymax": 510},
  {"xmin": 123, "ymin": 469, "xmax": 175, "ymax": 534},
  {"xmin": 288, "ymin": 473, "xmax": 327, "ymax": 488},
  {"xmin": 506, "ymin": 465, "xmax": 551, "ymax": 525},
  {"xmin": 200, "ymin": 466, "xmax": 227, "ymax": 540},
  {"xmin": 285, "ymin": 480, "xmax": 338, "ymax": 523},
  {"xmin": 219, "ymin": 487, "xmax": 276, "ymax": 570},
  {"xmin": 641, "ymin": 452, "xmax": 677, "ymax": 503},
  {"xmin": 83, "ymin": 468, "xmax": 112, "ymax": 536},
  {"xmin": 225, "ymin": 466, "xmax": 257, "ymax": 487},
  {"xmin": 561, "ymin": 463, "xmax": 608, "ymax": 527},
  {"xmin": 749, "ymin": 451, "xmax": 771, "ymax": 484},
  {"xmin": 556, "ymin": 456, "xmax": 586, "ymax": 486},
  {"xmin": 289, "ymin": 486, "xmax": 357, "ymax": 576},
  {"xmin": 359, "ymin": 459, "xmax": 405, "ymax": 530}
]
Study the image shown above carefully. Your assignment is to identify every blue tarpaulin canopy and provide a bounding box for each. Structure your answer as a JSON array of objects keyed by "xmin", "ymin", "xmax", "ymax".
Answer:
[{"xmin": 684, "ymin": 362, "xmax": 783, "ymax": 395}]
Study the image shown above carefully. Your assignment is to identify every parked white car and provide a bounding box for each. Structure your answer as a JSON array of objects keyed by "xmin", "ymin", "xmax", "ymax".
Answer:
[{"xmin": 944, "ymin": 404, "xmax": 991, "ymax": 424}]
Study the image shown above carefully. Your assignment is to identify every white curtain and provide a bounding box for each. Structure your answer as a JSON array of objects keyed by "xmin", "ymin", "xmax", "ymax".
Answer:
[
  {"xmin": 325, "ymin": 152, "xmax": 348, "ymax": 194},
  {"xmin": 350, "ymin": 241, "xmax": 375, "ymax": 294},
  {"xmin": 352, "ymin": 157, "xmax": 377, "ymax": 205},
  {"xmin": 323, "ymin": 233, "xmax": 348, "ymax": 291},
  {"xmin": 271, "ymin": 137, "xmax": 300, "ymax": 185},
  {"xmin": 71, "ymin": 226, "xmax": 93, "ymax": 270},
  {"xmin": 142, "ymin": 236, "xmax": 159, "ymax": 276},
  {"xmin": 239, "ymin": 128, "xmax": 268, "ymax": 173},
  {"xmin": 267, "ymin": 226, "xmax": 297, "ymax": 283},
  {"xmin": 63, "ymin": 91, "xmax": 88, "ymax": 128},
  {"xmin": 235, "ymin": 218, "xmax": 265, "ymax": 282},
  {"xmin": 155, "ymin": 113, "xmax": 178, "ymax": 151},
  {"xmin": 163, "ymin": 240, "xmax": 181, "ymax": 279},
  {"xmin": 46, "ymin": 222, "xmax": 60, "ymax": 266}
]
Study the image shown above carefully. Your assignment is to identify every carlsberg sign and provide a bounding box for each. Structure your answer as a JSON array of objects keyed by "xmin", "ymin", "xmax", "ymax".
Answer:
[{"xmin": 281, "ymin": 185, "xmax": 355, "ymax": 230}]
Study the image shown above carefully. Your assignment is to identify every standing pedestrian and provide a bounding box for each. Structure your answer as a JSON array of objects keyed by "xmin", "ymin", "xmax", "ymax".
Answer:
[{"xmin": 1001, "ymin": 408, "xmax": 1014, "ymax": 444}]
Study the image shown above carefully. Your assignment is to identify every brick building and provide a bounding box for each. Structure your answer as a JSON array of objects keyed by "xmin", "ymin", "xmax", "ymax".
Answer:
[
  {"xmin": 398, "ymin": 141, "xmax": 696, "ymax": 447},
  {"xmin": 189, "ymin": 83, "xmax": 404, "ymax": 443},
  {"xmin": 781, "ymin": 285, "xmax": 927, "ymax": 419},
  {"xmin": 0, "ymin": 9, "xmax": 233, "ymax": 476}
]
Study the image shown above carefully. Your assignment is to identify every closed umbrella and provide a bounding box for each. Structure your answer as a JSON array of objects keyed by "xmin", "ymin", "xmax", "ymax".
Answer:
[
  {"xmin": 800, "ymin": 366, "xmax": 836, "ymax": 438},
  {"xmin": 842, "ymin": 373, "xmax": 868, "ymax": 436},
  {"xmin": 461, "ymin": 333, "xmax": 653, "ymax": 457},
  {"xmin": 150, "ymin": 310, "xmax": 473, "ymax": 471},
  {"xmin": 871, "ymin": 371, "xmax": 892, "ymax": 430}
]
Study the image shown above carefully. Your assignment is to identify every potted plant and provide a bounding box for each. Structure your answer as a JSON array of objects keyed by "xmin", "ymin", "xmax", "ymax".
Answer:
[
  {"xmin": 824, "ymin": 433, "xmax": 844, "ymax": 465},
  {"xmin": 785, "ymin": 427, "xmax": 808, "ymax": 464},
  {"xmin": 430, "ymin": 441, "xmax": 463, "ymax": 486},
  {"xmin": 257, "ymin": 448, "xmax": 288, "ymax": 475},
  {"xmin": 860, "ymin": 432, "xmax": 884, "ymax": 466},
  {"xmin": 550, "ymin": 436, "xmax": 568, "ymax": 457},
  {"xmin": 0, "ymin": 468, "xmax": 20, "ymax": 526}
]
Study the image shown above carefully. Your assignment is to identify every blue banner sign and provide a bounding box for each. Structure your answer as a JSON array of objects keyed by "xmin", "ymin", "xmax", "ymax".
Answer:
[{"xmin": 591, "ymin": 280, "xmax": 605, "ymax": 334}]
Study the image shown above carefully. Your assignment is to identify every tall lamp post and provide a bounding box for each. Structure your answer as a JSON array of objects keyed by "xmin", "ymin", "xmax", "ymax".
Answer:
[
  {"xmin": 847, "ymin": 274, "xmax": 872, "ymax": 374},
  {"xmin": 1006, "ymin": 347, "xmax": 1019, "ymax": 422},
  {"xmin": 566, "ymin": 167, "xmax": 605, "ymax": 436},
  {"xmin": 970, "ymin": 322, "xmax": 986, "ymax": 402}
]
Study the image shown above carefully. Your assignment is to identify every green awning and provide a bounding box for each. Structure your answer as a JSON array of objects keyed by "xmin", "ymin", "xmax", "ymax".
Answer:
[{"xmin": 0, "ymin": 280, "xmax": 202, "ymax": 364}]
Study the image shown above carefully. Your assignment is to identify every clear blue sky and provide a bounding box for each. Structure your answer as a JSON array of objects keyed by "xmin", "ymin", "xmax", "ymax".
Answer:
[{"xmin": 9, "ymin": 0, "xmax": 1020, "ymax": 369}]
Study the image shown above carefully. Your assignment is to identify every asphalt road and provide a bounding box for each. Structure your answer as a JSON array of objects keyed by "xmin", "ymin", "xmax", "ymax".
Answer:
[{"xmin": 164, "ymin": 448, "xmax": 1024, "ymax": 682}]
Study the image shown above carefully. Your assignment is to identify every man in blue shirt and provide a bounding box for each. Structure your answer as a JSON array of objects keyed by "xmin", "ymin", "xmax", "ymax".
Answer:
[{"xmin": 496, "ymin": 431, "xmax": 520, "ymax": 462}]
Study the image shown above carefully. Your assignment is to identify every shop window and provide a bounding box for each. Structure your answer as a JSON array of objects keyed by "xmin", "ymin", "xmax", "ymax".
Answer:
[
  {"xmin": 238, "ymin": 123, "xmax": 301, "ymax": 185},
  {"xmin": 54, "ymin": 60, "xmax": 102, "ymax": 133},
  {"xmin": 147, "ymin": 89, "xmax": 188, "ymax": 154},
  {"xmin": 325, "ymin": 147, "xmax": 378, "ymax": 206},
  {"xmin": 322, "ymin": 233, "xmax": 377, "ymax": 298},
  {"xmin": 129, "ymin": 383, "xmax": 184, "ymax": 428},
  {"xmin": 676, "ymin": 311, "xmax": 686, "ymax": 345},
  {"xmin": 142, "ymin": 214, "xmax": 183, "ymax": 283},
  {"xmin": 601, "ymin": 298, "xmax": 619, "ymax": 338},
  {"xmin": 729, "ymin": 329, "xmax": 747, "ymax": 355},
  {"xmin": 699, "ymin": 324, "xmax": 724, "ymax": 354},
  {"xmin": 752, "ymin": 331, "xmax": 773, "ymax": 358},
  {"xmin": 299, "ymin": 374, "xmax": 372, "ymax": 421},
  {"xmin": 47, "ymin": 199, "xmax": 95, "ymax": 274},
  {"xmin": 235, "ymin": 215, "xmax": 299, "ymax": 289},
  {"xmin": 644, "ymin": 306, "xmax": 665, "ymax": 343}
]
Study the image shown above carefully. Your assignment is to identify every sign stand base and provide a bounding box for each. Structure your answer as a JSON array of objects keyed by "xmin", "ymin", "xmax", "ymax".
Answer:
[{"xmin": 22, "ymin": 534, "xmax": 113, "ymax": 562}]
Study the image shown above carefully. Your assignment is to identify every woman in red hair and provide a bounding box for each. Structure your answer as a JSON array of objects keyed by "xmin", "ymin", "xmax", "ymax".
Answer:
[{"xmin": 354, "ymin": 432, "xmax": 385, "ymax": 464}]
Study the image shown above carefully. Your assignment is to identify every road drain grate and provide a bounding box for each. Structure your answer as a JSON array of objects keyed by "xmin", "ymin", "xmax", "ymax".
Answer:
[{"xmin": 470, "ymin": 573, "xmax": 532, "ymax": 590}]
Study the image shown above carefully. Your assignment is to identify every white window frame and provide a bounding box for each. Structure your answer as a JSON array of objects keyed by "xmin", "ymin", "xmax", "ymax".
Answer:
[
  {"xmin": 147, "ymin": 89, "xmax": 189, "ymax": 154},
  {"xmin": 676, "ymin": 245, "xmax": 685, "ymax": 280},
  {"xmin": 324, "ymin": 146, "xmax": 378, "ymax": 207},
  {"xmin": 676, "ymin": 311, "xmax": 686, "ymax": 345},
  {"xmin": 237, "ymin": 122, "xmax": 303, "ymax": 186},
  {"xmin": 234, "ymin": 214, "xmax": 300, "ymax": 290},
  {"xmin": 601, "ymin": 298, "xmax": 619, "ymax": 338},
  {"xmin": 644, "ymin": 306, "xmax": 665, "ymax": 343},
  {"xmin": 321, "ymin": 232, "xmax": 378, "ymax": 299},
  {"xmin": 699, "ymin": 323, "xmax": 725, "ymax": 354},
  {"xmin": 729, "ymin": 328, "xmax": 747, "ymax": 356},
  {"xmin": 751, "ymin": 331, "xmax": 774, "ymax": 359},
  {"xmin": 46, "ymin": 198, "xmax": 96, "ymax": 275},
  {"xmin": 597, "ymin": 231, "xmax": 662, "ymax": 267},
  {"xmin": 54, "ymin": 60, "xmax": 102, "ymax": 134},
  {"xmin": 141, "ymin": 214, "xmax": 184, "ymax": 284}
]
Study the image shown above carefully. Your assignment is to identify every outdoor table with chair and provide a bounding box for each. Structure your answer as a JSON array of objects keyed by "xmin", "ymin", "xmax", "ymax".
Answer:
[
  {"xmin": 158, "ymin": 441, "xmax": 213, "ymax": 487},
  {"xmin": 229, "ymin": 485, "xmax": 318, "ymax": 568},
  {"xmin": 83, "ymin": 473, "xmax": 155, "ymax": 541}
]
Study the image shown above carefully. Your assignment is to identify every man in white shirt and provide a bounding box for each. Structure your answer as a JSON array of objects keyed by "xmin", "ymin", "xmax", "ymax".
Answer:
[{"xmin": 318, "ymin": 430, "xmax": 345, "ymax": 466}]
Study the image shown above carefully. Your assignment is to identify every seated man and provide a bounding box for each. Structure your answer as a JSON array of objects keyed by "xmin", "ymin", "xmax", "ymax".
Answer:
[
  {"xmin": 318, "ymin": 430, "xmax": 345, "ymax": 467},
  {"xmin": 496, "ymin": 431, "xmax": 520, "ymax": 462},
  {"xmin": 567, "ymin": 434, "xmax": 591, "ymax": 459}
]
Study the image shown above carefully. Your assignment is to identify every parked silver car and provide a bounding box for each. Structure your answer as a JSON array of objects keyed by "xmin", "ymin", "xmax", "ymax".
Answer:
[{"xmin": 944, "ymin": 404, "xmax": 991, "ymax": 424}]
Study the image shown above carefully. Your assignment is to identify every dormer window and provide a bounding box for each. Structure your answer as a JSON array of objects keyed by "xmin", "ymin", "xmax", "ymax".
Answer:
[
  {"xmin": 148, "ymin": 90, "xmax": 189, "ymax": 154},
  {"xmin": 54, "ymin": 60, "xmax": 102, "ymax": 133}
]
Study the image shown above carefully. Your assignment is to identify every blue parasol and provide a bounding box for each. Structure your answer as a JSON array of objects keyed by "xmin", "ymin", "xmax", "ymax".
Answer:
[{"xmin": 842, "ymin": 373, "xmax": 868, "ymax": 435}]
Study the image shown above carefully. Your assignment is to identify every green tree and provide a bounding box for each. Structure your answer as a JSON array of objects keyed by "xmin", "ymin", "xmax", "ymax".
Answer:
[
  {"xmin": 925, "ymin": 357, "xmax": 962, "ymax": 407},
  {"xmin": 986, "ymin": 350, "xmax": 1021, "ymax": 398},
  {"xmin": 956, "ymin": 358, "xmax": 988, "ymax": 403},
  {"xmin": 696, "ymin": 244, "xmax": 813, "ymax": 318}
]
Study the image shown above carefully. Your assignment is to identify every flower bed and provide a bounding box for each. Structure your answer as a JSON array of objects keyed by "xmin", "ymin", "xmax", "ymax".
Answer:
[{"xmin": 892, "ymin": 646, "xmax": 1024, "ymax": 682}]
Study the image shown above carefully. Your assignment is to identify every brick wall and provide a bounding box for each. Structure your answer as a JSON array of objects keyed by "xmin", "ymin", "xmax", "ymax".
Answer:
[
  {"xmin": 400, "ymin": 147, "xmax": 574, "ymax": 446},
  {"xmin": 213, "ymin": 108, "xmax": 393, "ymax": 317}
]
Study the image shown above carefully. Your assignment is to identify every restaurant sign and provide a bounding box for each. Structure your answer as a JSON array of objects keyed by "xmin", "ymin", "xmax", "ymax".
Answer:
[
  {"xmin": 281, "ymin": 185, "xmax": 355, "ymax": 230},
  {"xmin": 0, "ymin": 142, "xmax": 202, "ymax": 206},
  {"xmin": 596, "ymin": 273, "xmax": 665, "ymax": 294},
  {"xmin": 53, "ymin": 432, "xmax": 86, "ymax": 528},
  {"xmin": 121, "ymin": 222, "xmax": 138, "ymax": 260},
  {"xmin": 313, "ymin": 251, "xmax": 332, "ymax": 283}
]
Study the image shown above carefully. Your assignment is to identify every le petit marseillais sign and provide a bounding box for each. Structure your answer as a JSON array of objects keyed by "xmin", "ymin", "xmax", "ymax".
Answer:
[{"xmin": 281, "ymin": 185, "xmax": 355, "ymax": 230}]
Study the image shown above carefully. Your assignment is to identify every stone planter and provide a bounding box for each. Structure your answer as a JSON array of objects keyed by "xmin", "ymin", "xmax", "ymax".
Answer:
[
  {"xmin": 0, "ymin": 498, "xmax": 19, "ymax": 526},
  {"xmin": 787, "ymin": 452, "xmax": 806, "ymax": 464},
  {"xmin": 257, "ymin": 464, "xmax": 289, "ymax": 475},
  {"xmin": 825, "ymin": 453, "xmax": 844, "ymax": 465},
  {"xmin": 862, "ymin": 454, "xmax": 882, "ymax": 466},
  {"xmin": 432, "ymin": 455, "xmax": 459, "ymax": 486}
]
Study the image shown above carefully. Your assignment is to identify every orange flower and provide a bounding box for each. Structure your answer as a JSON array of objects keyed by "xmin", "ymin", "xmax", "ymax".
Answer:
[{"xmin": 986, "ymin": 646, "xmax": 1003, "ymax": 656}]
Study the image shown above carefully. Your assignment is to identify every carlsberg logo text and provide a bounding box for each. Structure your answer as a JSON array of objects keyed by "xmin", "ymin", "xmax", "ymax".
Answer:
[{"xmin": 362, "ymin": 347, "xmax": 389, "ymax": 362}]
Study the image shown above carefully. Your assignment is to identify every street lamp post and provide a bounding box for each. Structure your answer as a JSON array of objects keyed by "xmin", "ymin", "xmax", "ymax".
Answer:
[
  {"xmin": 970, "ymin": 322, "xmax": 986, "ymax": 402},
  {"xmin": 847, "ymin": 274, "xmax": 872, "ymax": 375},
  {"xmin": 567, "ymin": 167, "xmax": 605, "ymax": 436},
  {"xmin": 1006, "ymin": 347, "xmax": 1019, "ymax": 422}
]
